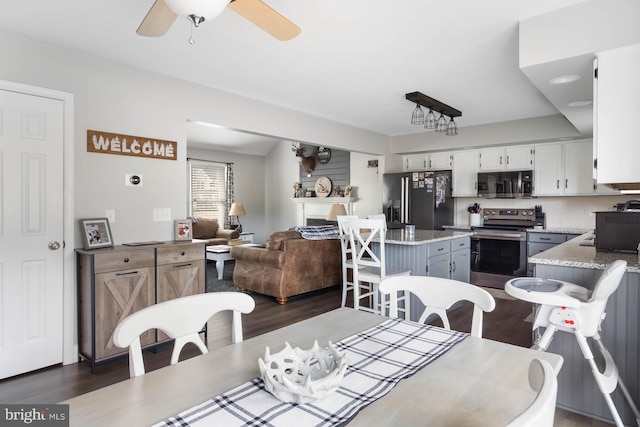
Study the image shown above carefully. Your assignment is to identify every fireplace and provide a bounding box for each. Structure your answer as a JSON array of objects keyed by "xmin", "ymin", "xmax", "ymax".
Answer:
[
  {"xmin": 290, "ymin": 197, "xmax": 355, "ymax": 226},
  {"xmin": 307, "ymin": 218, "xmax": 336, "ymax": 226}
]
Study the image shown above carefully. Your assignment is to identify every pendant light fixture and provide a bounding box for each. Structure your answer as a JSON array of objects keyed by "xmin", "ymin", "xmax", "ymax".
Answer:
[
  {"xmin": 410, "ymin": 102, "xmax": 424, "ymax": 125},
  {"xmin": 406, "ymin": 92, "xmax": 461, "ymax": 136}
]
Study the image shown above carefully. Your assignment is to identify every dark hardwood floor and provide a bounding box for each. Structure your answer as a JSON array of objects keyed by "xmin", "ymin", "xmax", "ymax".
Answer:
[{"xmin": 0, "ymin": 284, "xmax": 613, "ymax": 426}]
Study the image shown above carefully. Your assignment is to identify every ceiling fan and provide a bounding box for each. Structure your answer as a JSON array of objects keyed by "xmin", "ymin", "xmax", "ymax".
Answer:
[{"xmin": 137, "ymin": 0, "xmax": 301, "ymax": 41}]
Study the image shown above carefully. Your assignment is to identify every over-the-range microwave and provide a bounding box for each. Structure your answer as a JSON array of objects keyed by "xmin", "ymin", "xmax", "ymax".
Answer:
[{"xmin": 477, "ymin": 170, "xmax": 533, "ymax": 198}]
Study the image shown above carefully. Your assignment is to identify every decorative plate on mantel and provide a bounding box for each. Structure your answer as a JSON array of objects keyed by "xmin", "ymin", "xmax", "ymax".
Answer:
[{"xmin": 314, "ymin": 176, "xmax": 332, "ymax": 198}]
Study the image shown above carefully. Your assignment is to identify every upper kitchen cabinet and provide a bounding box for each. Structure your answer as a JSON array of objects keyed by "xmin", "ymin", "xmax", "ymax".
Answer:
[
  {"xmin": 403, "ymin": 152, "xmax": 452, "ymax": 171},
  {"xmin": 427, "ymin": 152, "xmax": 452, "ymax": 170},
  {"xmin": 594, "ymin": 43, "xmax": 640, "ymax": 191},
  {"xmin": 478, "ymin": 146, "xmax": 533, "ymax": 171},
  {"xmin": 534, "ymin": 140, "xmax": 595, "ymax": 196},
  {"xmin": 452, "ymin": 149, "xmax": 479, "ymax": 197},
  {"xmin": 403, "ymin": 153, "xmax": 428, "ymax": 171}
]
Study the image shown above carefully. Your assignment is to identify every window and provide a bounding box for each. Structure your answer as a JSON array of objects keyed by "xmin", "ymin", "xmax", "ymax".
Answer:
[{"xmin": 189, "ymin": 160, "xmax": 227, "ymax": 225}]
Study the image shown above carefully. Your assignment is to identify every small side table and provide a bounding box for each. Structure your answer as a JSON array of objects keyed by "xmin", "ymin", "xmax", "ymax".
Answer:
[
  {"xmin": 239, "ymin": 232, "xmax": 254, "ymax": 243},
  {"xmin": 206, "ymin": 245, "xmax": 233, "ymax": 280}
]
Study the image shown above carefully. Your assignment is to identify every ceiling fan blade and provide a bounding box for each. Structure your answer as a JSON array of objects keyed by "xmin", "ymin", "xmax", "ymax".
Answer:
[
  {"xmin": 137, "ymin": 0, "xmax": 178, "ymax": 37},
  {"xmin": 228, "ymin": 0, "xmax": 301, "ymax": 41}
]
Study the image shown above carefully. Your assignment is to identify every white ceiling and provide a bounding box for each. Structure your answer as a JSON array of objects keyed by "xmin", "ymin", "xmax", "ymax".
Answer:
[{"xmin": 0, "ymin": 0, "xmax": 593, "ymax": 152}]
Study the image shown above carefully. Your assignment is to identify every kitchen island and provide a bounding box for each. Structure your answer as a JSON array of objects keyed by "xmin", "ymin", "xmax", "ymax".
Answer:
[
  {"xmin": 528, "ymin": 233, "xmax": 639, "ymax": 425},
  {"xmin": 371, "ymin": 229, "xmax": 474, "ymax": 322}
]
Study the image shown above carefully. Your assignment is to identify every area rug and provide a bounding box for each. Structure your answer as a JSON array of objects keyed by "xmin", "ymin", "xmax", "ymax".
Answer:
[{"xmin": 206, "ymin": 260, "xmax": 238, "ymax": 293}]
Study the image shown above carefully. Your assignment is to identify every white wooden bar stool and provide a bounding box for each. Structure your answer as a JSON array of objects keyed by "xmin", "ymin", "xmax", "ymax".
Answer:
[{"xmin": 346, "ymin": 218, "xmax": 411, "ymax": 318}]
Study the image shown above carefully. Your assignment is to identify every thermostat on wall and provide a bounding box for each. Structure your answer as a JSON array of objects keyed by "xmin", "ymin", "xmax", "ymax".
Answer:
[{"xmin": 125, "ymin": 173, "xmax": 143, "ymax": 187}]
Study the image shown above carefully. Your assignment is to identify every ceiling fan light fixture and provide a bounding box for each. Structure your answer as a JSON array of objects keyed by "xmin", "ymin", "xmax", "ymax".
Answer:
[{"xmin": 165, "ymin": 0, "xmax": 230, "ymax": 22}]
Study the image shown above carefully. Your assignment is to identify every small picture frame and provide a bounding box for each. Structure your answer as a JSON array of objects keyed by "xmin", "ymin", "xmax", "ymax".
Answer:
[
  {"xmin": 80, "ymin": 218, "xmax": 114, "ymax": 250},
  {"xmin": 174, "ymin": 219, "xmax": 192, "ymax": 241}
]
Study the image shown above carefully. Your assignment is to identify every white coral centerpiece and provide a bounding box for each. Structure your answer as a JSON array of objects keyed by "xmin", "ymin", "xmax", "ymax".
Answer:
[{"xmin": 258, "ymin": 340, "xmax": 347, "ymax": 404}]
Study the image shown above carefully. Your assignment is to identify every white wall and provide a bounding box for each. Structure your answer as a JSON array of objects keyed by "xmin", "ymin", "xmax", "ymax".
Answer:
[{"xmin": 0, "ymin": 32, "xmax": 390, "ymax": 247}]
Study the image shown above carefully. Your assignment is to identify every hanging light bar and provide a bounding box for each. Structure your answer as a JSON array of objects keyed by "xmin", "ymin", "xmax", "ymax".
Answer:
[{"xmin": 405, "ymin": 91, "xmax": 462, "ymax": 135}]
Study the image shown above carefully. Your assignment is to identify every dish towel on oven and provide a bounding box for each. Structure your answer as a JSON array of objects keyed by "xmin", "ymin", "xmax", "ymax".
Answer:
[{"xmin": 155, "ymin": 318, "xmax": 467, "ymax": 427}]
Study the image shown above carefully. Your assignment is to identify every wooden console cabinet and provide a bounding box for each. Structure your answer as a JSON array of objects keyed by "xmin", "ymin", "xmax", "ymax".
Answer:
[{"xmin": 76, "ymin": 240, "xmax": 206, "ymax": 371}]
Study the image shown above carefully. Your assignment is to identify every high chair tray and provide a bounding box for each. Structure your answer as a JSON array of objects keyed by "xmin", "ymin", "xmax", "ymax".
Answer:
[{"xmin": 509, "ymin": 278, "xmax": 563, "ymax": 292}]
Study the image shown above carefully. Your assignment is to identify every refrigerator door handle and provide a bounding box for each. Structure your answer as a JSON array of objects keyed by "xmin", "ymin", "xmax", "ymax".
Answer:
[
  {"xmin": 400, "ymin": 177, "xmax": 406, "ymax": 223},
  {"xmin": 404, "ymin": 177, "xmax": 410, "ymax": 223}
]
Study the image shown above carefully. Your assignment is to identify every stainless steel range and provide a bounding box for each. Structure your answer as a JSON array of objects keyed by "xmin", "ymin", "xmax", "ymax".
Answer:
[{"xmin": 471, "ymin": 207, "xmax": 537, "ymax": 287}]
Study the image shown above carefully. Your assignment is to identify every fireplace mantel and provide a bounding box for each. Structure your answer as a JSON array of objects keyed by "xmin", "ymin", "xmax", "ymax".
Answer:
[{"xmin": 290, "ymin": 197, "xmax": 356, "ymax": 226}]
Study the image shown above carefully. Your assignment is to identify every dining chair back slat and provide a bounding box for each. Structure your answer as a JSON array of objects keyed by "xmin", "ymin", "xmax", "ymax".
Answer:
[{"xmin": 113, "ymin": 292, "xmax": 255, "ymax": 378}]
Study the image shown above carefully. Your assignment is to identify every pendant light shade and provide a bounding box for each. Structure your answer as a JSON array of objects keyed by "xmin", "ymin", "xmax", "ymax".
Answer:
[
  {"xmin": 411, "ymin": 103, "xmax": 424, "ymax": 125},
  {"xmin": 435, "ymin": 113, "xmax": 448, "ymax": 132},
  {"xmin": 446, "ymin": 117, "xmax": 458, "ymax": 136},
  {"xmin": 424, "ymin": 108, "xmax": 437, "ymax": 129}
]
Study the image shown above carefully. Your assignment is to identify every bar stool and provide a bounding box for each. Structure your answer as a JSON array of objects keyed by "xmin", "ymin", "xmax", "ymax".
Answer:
[
  {"xmin": 336, "ymin": 214, "xmax": 364, "ymax": 308},
  {"xmin": 346, "ymin": 218, "xmax": 411, "ymax": 318},
  {"xmin": 505, "ymin": 260, "xmax": 640, "ymax": 427}
]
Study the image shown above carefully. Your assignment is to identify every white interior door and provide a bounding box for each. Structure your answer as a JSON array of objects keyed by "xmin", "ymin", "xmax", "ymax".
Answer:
[{"xmin": 0, "ymin": 89, "xmax": 64, "ymax": 379}]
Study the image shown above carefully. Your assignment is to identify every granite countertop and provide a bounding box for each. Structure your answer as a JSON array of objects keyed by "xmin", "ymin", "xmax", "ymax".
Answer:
[
  {"xmin": 529, "ymin": 233, "xmax": 640, "ymax": 273},
  {"xmin": 527, "ymin": 228, "xmax": 592, "ymax": 235},
  {"xmin": 383, "ymin": 229, "xmax": 473, "ymax": 245}
]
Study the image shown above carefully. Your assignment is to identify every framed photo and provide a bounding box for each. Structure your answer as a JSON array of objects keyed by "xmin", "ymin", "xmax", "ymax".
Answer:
[
  {"xmin": 80, "ymin": 218, "xmax": 114, "ymax": 249},
  {"xmin": 174, "ymin": 219, "xmax": 192, "ymax": 241}
]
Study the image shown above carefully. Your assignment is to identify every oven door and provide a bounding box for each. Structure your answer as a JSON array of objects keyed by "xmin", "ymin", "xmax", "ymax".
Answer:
[{"xmin": 471, "ymin": 230, "xmax": 527, "ymax": 276}]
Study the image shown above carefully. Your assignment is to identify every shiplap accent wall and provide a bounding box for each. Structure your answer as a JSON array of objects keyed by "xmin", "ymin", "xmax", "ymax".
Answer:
[{"xmin": 298, "ymin": 146, "xmax": 350, "ymax": 196}]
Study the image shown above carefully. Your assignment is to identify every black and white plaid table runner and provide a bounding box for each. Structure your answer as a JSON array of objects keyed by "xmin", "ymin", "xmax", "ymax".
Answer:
[{"xmin": 156, "ymin": 318, "xmax": 467, "ymax": 427}]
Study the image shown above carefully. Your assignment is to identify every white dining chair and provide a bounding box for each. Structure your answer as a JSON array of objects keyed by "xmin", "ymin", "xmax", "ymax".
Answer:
[
  {"xmin": 366, "ymin": 213, "xmax": 388, "ymax": 230},
  {"xmin": 113, "ymin": 292, "xmax": 255, "ymax": 378},
  {"xmin": 506, "ymin": 358, "xmax": 558, "ymax": 427},
  {"xmin": 346, "ymin": 218, "xmax": 411, "ymax": 317},
  {"xmin": 379, "ymin": 275, "xmax": 495, "ymax": 337},
  {"xmin": 336, "ymin": 214, "xmax": 365, "ymax": 308}
]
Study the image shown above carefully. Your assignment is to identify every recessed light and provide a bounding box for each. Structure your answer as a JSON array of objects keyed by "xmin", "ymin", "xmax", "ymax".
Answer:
[
  {"xmin": 549, "ymin": 74, "xmax": 581, "ymax": 85},
  {"xmin": 568, "ymin": 100, "xmax": 593, "ymax": 107}
]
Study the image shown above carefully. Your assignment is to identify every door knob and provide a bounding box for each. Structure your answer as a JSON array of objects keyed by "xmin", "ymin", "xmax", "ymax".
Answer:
[{"xmin": 48, "ymin": 241, "xmax": 61, "ymax": 250}]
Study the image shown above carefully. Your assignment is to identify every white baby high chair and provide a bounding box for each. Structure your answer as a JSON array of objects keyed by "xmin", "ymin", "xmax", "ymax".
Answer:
[{"xmin": 505, "ymin": 260, "xmax": 640, "ymax": 427}]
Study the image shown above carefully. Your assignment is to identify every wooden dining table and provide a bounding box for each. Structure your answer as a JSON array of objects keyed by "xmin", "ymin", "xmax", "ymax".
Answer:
[{"xmin": 63, "ymin": 308, "xmax": 563, "ymax": 426}]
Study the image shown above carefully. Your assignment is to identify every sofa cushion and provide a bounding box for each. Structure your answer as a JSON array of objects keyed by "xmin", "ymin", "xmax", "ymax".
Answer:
[
  {"xmin": 193, "ymin": 218, "xmax": 219, "ymax": 239},
  {"xmin": 266, "ymin": 230, "xmax": 301, "ymax": 251}
]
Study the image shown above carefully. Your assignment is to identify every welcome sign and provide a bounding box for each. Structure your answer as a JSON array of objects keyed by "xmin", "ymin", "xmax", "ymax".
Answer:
[{"xmin": 87, "ymin": 130, "xmax": 177, "ymax": 161}]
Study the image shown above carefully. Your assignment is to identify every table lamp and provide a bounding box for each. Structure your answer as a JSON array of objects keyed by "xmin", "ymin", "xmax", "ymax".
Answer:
[
  {"xmin": 229, "ymin": 202, "xmax": 246, "ymax": 233},
  {"xmin": 326, "ymin": 203, "xmax": 347, "ymax": 221}
]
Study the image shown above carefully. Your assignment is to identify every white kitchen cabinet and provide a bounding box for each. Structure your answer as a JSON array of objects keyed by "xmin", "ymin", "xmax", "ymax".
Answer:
[
  {"xmin": 534, "ymin": 140, "xmax": 594, "ymax": 196},
  {"xmin": 594, "ymin": 43, "xmax": 640, "ymax": 189},
  {"xmin": 452, "ymin": 149, "xmax": 479, "ymax": 197},
  {"xmin": 478, "ymin": 145, "xmax": 533, "ymax": 171},
  {"xmin": 427, "ymin": 152, "xmax": 452, "ymax": 170},
  {"xmin": 404, "ymin": 154, "xmax": 428, "ymax": 171}
]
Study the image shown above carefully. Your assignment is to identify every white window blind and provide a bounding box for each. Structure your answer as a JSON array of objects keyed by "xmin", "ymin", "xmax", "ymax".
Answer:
[{"xmin": 189, "ymin": 160, "xmax": 227, "ymax": 224}]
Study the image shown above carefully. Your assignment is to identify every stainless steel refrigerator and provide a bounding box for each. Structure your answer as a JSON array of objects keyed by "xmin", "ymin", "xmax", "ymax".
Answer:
[{"xmin": 382, "ymin": 171, "xmax": 454, "ymax": 230}]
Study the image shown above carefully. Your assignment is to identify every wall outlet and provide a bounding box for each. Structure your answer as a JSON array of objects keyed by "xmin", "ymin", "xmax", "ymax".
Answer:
[
  {"xmin": 106, "ymin": 209, "xmax": 115, "ymax": 223},
  {"xmin": 153, "ymin": 208, "xmax": 172, "ymax": 222},
  {"xmin": 125, "ymin": 173, "xmax": 143, "ymax": 187}
]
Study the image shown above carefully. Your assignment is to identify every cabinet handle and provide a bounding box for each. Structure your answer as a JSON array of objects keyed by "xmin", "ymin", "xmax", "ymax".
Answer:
[
  {"xmin": 123, "ymin": 258, "xmax": 129, "ymax": 263},
  {"xmin": 438, "ymin": 247, "xmax": 444, "ymax": 252},
  {"xmin": 556, "ymin": 180, "xmax": 559, "ymax": 189},
  {"xmin": 540, "ymin": 237, "xmax": 551, "ymax": 241},
  {"xmin": 174, "ymin": 263, "xmax": 192, "ymax": 268},
  {"xmin": 506, "ymin": 155, "xmax": 510, "ymax": 165},
  {"xmin": 452, "ymin": 261, "xmax": 456, "ymax": 272},
  {"xmin": 500, "ymin": 156, "xmax": 503, "ymax": 165},
  {"xmin": 116, "ymin": 271, "xmax": 138, "ymax": 276},
  {"xmin": 565, "ymin": 179, "xmax": 568, "ymax": 189}
]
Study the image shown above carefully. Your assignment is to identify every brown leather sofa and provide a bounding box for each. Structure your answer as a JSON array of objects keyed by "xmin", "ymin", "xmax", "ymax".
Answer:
[
  {"xmin": 192, "ymin": 217, "xmax": 240, "ymax": 245},
  {"xmin": 230, "ymin": 230, "xmax": 341, "ymax": 304}
]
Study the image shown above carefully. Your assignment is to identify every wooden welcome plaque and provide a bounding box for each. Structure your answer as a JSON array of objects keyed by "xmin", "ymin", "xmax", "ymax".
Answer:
[{"xmin": 87, "ymin": 130, "xmax": 177, "ymax": 161}]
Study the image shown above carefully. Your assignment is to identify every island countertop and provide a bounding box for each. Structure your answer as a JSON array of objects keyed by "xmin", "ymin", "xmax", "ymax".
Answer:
[
  {"xmin": 529, "ymin": 232, "xmax": 640, "ymax": 273},
  {"xmin": 382, "ymin": 229, "xmax": 473, "ymax": 245}
]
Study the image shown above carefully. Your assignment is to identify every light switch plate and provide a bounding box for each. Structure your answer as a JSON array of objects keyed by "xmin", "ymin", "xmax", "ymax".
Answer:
[
  {"xmin": 153, "ymin": 208, "xmax": 172, "ymax": 222},
  {"xmin": 106, "ymin": 209, "xmax": 116, "ymax": 223}
]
